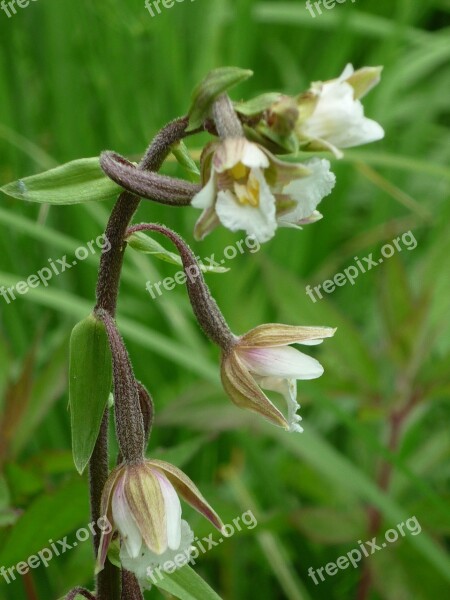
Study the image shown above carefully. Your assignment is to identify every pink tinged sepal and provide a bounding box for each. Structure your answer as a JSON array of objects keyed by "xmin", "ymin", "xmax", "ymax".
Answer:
[
  {"xmin": 148, "ymin": 459, "xmax": 226, "ymax": 536},
  {"xmin": 240, "ymin": 324, "xmax": 336, "ymax": 348},
  {"xmin": 95, "ymin": 465, "xmax": 124, "ymax": 573},
  {"xmin": 95, "ymin": 529, "xmax": 114, "ymax": 575},
  {"xmin": 112, "ymin": 475, "xmax": 143, "ymax": 559},
  {"xmin": 221, "ymin": 351, "xmax": 289, "ymax": 430},
  {"xmin": 277, "ymin": 210, "xmax": 323, "ymax": 229},
  {"xmin": 125, "ymin": 464, "xmax": 168, "ymax": 555}
]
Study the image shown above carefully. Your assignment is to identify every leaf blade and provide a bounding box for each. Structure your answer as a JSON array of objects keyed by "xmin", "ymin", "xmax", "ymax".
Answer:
[
  {"xmin": 69, "ymin": 314, "xmax": 112, "ymax": 474},
  {"xmin": 1, "ymin": 158, "xmax": 121, "ymax": 205}
]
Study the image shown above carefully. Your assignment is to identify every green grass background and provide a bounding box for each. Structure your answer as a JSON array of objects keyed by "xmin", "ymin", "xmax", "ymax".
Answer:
[{"xmin": 0, "ymin": 0, "xmax": 449, "ymax": 598}]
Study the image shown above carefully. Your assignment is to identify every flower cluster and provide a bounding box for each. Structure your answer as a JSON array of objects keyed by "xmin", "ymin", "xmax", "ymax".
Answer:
[
  {"xmin": 80, "ymin": 63, "xmax": 384, "ymax": 598},
  {"xmin": 191, "ymin": 64, "xmax": 383, "ymax": 243},
  {"xmin": 192, "ymin": 138, "xmax": 335, "ymax": 243}
]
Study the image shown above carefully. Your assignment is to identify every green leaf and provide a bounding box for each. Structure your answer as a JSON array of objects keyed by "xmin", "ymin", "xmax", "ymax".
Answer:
[
  {"xmin": 128, "ymin": 232, "xmax": 228, "ymax": 274},
  {"xmin": 153, "ymin": 565, "xmax": 222, "ymax": 600},
  {"xmin": 188, "ymin": 67, "xmax": 253, "ymax": 130},
  {"xmin": 172, "ymin": 141, "xmax": 201, "ymax": 181},
  {"xmin": 234, "ymin": 92, "xmax": 282, "ymax": 116},
  {"xmin": 69, "ymin": 314, "xmax": 112, "ymax": 474},
  {"xmin": 0, "ymin": 158, "xmax": 121, "ymax": 205}
]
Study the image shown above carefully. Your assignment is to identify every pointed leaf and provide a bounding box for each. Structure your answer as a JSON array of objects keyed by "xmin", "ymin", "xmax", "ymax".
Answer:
[
  {"xmin": 153, "ymin": 565, "xmax": 222, "ymax": 600},
  {"xmin": 69, "ymin": 314, "xmax": 112, "ymax": 474},
  {"xmin": 188, "ymin": 67, "xmax": 253, "ymax": 130},
  {"xmin": 1, "ymin": 158, "xmax": 121, "ymax": 205},
  {"xmin": 127, "ymin": 232, "xmax": 228, "ymax": 273},
  {"xmin": 172, "ymin": 142, "xmax": 201, "ymax": 181},
  {"xmin": 234, "ymin": 93, "xmax": 282, "ymax": 116}
]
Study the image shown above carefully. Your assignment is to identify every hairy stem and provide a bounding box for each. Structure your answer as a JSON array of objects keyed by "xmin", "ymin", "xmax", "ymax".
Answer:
[
  {"xmin": 212, "ymin": 94, "xmax": 244, "ymax": 138},
  {"xmin": 96, "ymin": 308, "xmax": 145, "ymax": 463},
  {"xmin": 121, "ymin": 570, "xmax": 144, "ymax": 600},
  {"xmin": 89, "ymin": 116, "xmax": 190, "ymax": 600},
  {"xmin": 65, "ymin": 587, "xmax": 96, "ymax": 600},
  {"xmin": 126, "ymin": 223, "xmax": 235, "ymax": 351}
]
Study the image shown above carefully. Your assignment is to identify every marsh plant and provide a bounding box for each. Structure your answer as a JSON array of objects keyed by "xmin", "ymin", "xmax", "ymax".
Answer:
[{"xmin": 2, "ymin": 65, "xmax": 384, "ymax": 599}]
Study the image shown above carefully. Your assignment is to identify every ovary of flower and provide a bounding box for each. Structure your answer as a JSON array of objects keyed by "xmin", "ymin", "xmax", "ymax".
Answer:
[{"xmin": 192, "ymin": 138, "xmax": 336, "ymax": 242}]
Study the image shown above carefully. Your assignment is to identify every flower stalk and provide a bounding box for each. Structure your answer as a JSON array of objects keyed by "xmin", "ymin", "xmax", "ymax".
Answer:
[
  {"xmin": 126, "ymin": 223, "xmax": 236, "ymax": 352},
  {"xmin": 91, "ymin": 116, "xmax": 191, "ymax": 600},
  {"xmin": 212, "ymin": 93, "xmax": 244, "ymax": 139},
  {"xmin": 95, "ymin": 308, "xmax": 145, "ymax": 464}
]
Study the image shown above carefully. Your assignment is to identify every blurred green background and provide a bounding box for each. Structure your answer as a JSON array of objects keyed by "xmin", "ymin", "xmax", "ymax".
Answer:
[{"xmin": 0, "ymin": 0, "xmax": 449, "ymax": 599}]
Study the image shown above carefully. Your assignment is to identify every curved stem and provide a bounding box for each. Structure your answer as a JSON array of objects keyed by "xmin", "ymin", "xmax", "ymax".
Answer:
[
  {"xmin": 96, "ymin": 308, "xmax": 145, "ymax": 464},
  {"xmin": 89, "ymin": 116, "xmax": 190, "ymax": 600},
  {"xmin": 126, "ymin": 223, "xmax": 235, "ymax": 351}
]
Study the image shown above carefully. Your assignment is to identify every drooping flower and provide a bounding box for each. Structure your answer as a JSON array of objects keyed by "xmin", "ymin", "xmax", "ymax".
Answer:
[
  {"xmin": 96, "ymin": 460, "xmax": 224, "ymax": 579},
  {"xmin": 296, "ymin": 64, "xmax": 384, "ymax": 158},
  {"xmin": 191, "ymin": 137, "xmax": 335, "ymax": 242},
  {"xmin": 221, "ymin": 324, "xmax": 336, "ymax": 432},
  {"xmin": 127, "ymin": 224, "xmax": 337, "ymax": 434}
]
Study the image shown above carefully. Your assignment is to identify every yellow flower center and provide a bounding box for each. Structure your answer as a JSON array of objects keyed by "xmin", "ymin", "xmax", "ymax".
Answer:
[
  {"xmin": 227, "ymin": 163, "xmax": 261, "ymax": 207},
  {"xmin": 229, "ymin": 162, "xmax": 249, "ymax": 181},
  {"xmin": 234, "ymin": 176, "xmax": 260, "ymax": 207}
]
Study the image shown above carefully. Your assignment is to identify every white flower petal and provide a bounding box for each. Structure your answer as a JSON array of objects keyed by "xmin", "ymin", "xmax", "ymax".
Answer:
[
  {"xmin": 155, "ymin": 472, "xmax": 182, "ymax": 551},
  {"xmin": 239, "ymin": 345, "xmax": 324, "ymax": 380},
  {"xmin": 215, "ymin": 170, "xmax": 277, "ymax": 243},
  {"xmin": 241, "ymin": 141, "xmax": 270, "ymax": 169},
  {"xmin": 214, "ymin": 138, "xmax": 268, "ymax": 172},
  {"xmin": 279, "ymin": 158, "xmax": 336, "ymax": 224},
  {"xmin": 191, "ymin": 171, "xmax": 216, "ymax": 209},
  {"xmin": 257, "ymin": 376, "xmax": 303, "ymax": 433},
  {"xmin": 301, "ymin": 75, "xmax": 384, "ymax": 150},
  {"xmin": 120, "ymin": 520, "xmax": 194, "ymax": 590},
  {"xmin": 112, "ymin": 478, "xmax": 143, "ymax": 559}
]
